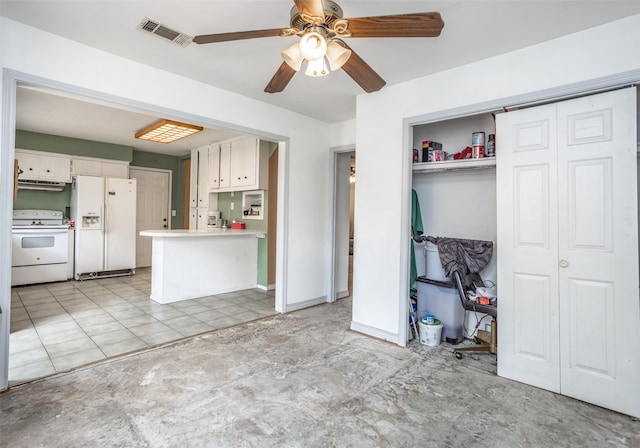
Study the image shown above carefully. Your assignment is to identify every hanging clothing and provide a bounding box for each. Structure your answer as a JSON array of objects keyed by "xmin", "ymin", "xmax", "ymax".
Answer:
[
  {"xmin": 410, "ymin": 190, "xmax": 424, "ymax": 295},
  {"xmin": 425, "ymin": 236, "xmax": 493, "ymax": 289}
]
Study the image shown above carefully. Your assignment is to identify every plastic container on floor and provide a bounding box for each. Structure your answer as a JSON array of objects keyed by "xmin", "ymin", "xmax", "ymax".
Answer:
[{"xmin": 416, "ymin": 276, "xmax": 464, "ymax": 343}]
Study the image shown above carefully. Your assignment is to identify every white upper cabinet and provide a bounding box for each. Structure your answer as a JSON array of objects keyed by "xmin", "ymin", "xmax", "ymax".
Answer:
[
  {"xmin": 209, "ymin": 137, "xmax": 268, "ymax": 192},
  {"xmin": 208, "ymin": 143, "xmax": 221, "ymax": 190},
  {"xmin": 218, "ymin": 142, "xmax": 232, "ymax": 189},
  {"xmin": 15, "ymin": 149, "xmax": 71, "ymax": 182},
  {"xmin": 230, "ymin": 137, "xmax": 258, "ymax": 188},
  {"xmin": 71, "ymin": 156, "xmax": 129, "ymax": 178},
  {"xmin": 191, "ymin": 146, "xmax": 210, "ymax": 209},
  {"xmin": 190, "ymin": 149, "xmax": 199, "ymax": 208}
]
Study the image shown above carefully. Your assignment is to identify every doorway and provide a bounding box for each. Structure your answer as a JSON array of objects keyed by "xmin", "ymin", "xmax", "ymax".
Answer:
[
  {"xmin": 333, "ymin": 150, "xmax": 355, "ymax": 300},
  {"xmin": 0, "ymin": 73, "xmax": 288, "ymax": 390}
]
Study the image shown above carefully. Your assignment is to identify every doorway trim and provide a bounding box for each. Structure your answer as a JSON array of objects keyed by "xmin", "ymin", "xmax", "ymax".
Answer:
[
  {"xmin": 328, "ymin": 144, "xmax": 356, "ymax": 303},
  {"xmin": 0, "ymin": 68, "xmax": 291, "ymax": 390}
]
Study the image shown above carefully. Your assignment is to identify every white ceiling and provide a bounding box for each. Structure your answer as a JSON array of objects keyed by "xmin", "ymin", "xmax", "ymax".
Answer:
[{"xmin": 3, "ymin": 1, "xmax": 640, "ymax": 157}]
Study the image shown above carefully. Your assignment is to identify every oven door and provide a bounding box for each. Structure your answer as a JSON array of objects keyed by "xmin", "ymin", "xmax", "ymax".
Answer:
[{"xmin": 11, "ymin": 227, "xmax": 69, "ymax": 267}]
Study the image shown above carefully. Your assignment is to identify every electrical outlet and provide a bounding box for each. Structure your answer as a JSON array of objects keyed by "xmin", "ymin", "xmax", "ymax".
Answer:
[{"xmin": 230, "ymin": 203, "xmax": 234, "ymax": 210}]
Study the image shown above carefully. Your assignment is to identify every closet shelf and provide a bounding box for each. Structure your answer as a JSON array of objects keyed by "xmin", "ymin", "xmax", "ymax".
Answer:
[{"xmin": 412, "ymin": 157, "xmax": 496, "ymax": 173}]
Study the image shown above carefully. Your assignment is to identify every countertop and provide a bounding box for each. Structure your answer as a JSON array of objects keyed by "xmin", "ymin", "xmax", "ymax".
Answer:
[{"xmin": 139, "ymin": 228, "xmax": 266, "ymax": 238}]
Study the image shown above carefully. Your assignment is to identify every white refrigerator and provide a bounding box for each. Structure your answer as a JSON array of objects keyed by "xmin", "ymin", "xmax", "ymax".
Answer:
[{"xmin": 71, "ymin": 175, "xmax": 137, "ymax": 279}]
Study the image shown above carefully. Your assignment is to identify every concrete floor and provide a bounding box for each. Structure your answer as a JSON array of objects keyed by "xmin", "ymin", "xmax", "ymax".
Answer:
[{"xmin": 1, "ymin": 297, "xmax": 638, "ymax": 447}]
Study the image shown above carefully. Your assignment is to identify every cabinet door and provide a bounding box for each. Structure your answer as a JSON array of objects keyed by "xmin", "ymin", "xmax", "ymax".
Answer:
[
  {"xmin": 189, "ymin": 207, "xmax": 198, "ymax": 230},
  {"xmin": 208, "ymin": 144, "xmax": 221, "ymax": 190},
  {"xmin": 42, "ymin": 155, "xmax": 71, "ymax": 181},
  {"xmin": 197, "ymin": 148, "xmax": 209, "ymax": 208},
  {"xmin": 72, "ymin": 158, "xmax": 102, "ymax": 177},
  {"xmin": 219, "ymin": 142, "xmax": 231, "ymax": 189},
  {"xmin": 230, "ymin": 138, "xmax": 257, "ymax": 188},
  {"xmin": 15, "ymin": 152, "xmax": 40, "ymax": 180},
  {"xmin": 189, "ymin": 207, "xmax": 208, "ymax": 230},
  {"xmin": 101, "ymin": 162, "xmax": 129, "ymax": 178},
  {"xmin": 189, "ymin": 149, "xmax": 199, "ymax": 208}
]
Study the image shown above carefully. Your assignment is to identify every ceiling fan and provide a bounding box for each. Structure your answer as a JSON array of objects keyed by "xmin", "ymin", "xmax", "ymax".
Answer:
[{"xmin": 193, "ymin": 0, "xmax": 444, "ymax": 94}]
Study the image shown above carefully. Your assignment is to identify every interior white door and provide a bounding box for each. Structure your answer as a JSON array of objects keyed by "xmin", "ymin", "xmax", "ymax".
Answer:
[
  {"xmin": 496, "ymin": 103, "xmax": 561, "ymax": 392},
  {"xmin": 497, "ymin": 87, "xmax": 640, "ymax": 418},
  {"xmin": 556, "ymin": 88, "xmax": 639, "ymax": 417},
  {"xmin": 130, "ymin": 168, "xmax": 170, "ymax": 267}
]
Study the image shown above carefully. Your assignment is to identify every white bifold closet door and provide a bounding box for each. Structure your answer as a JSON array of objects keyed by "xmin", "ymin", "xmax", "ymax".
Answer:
[{"xmin": 496, "ymin": 87, "xmax": 640, "ymax": 418}]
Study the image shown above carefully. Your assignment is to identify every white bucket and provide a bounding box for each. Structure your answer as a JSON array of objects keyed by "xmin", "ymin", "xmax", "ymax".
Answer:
[{"xmin": 418, "ymin": 319, "xmax": 443, "ymax": 347}]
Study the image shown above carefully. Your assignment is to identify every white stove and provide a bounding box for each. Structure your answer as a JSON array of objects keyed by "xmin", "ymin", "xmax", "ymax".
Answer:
[
  {"xmin": 12, "ymin": 209, "xmax": 68, "ymax": 229},
  {"xmin": 11, "ymin": 209, "xmax": 69, "ymax": 286}
]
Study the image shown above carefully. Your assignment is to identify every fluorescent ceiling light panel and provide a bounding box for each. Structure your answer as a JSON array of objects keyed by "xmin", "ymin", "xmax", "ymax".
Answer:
[{"xmin": 135, "ymin": 119, "xmax": 203, "ymax": 143}]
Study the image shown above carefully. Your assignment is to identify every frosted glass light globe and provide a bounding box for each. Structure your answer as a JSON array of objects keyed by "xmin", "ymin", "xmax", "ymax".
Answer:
[{"xmin": 299, "ymin": 31, "xmax": 327, "ymax": 61}]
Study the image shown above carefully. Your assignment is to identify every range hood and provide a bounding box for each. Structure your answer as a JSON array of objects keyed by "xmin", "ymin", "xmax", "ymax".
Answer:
[{"xmin": 18, "ymin": 179, "xmax": 67, "ymax": 191}]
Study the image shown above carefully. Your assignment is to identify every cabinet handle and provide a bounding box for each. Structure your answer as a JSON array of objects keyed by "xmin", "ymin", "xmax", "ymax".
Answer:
[{"xmin": 559, "ymin": 260, "xmax": 569, "ymax": 268}]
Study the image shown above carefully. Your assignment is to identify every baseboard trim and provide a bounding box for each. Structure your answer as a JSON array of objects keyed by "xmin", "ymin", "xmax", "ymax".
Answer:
[
  {"xmin": 336, "ymin": 290, "xmax": 350, "ymax": 299},
  {"xmin": 285, "ymin": 295, "xmax": 327, "ymax": 312},
  {"xmin": 350, "ymin": 321, "xmax": 402, "ymax": 346}
]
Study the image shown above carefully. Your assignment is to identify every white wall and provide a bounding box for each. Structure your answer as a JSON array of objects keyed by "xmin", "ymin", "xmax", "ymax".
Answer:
[
  {"xmin": 351, "ymin": 14, "xmax": 640, "ymax": 344},
  {"xmin": 329, "ymin": 119, "xmax": 356, "ymax": 148},
  {"xmin": 0, "ymin": 19, "xmax": 331, "ymax": 338}
]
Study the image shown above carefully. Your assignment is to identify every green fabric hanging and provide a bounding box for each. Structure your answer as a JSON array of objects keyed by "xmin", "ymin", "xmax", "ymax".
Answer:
[{"xmin": 410, "ymin": 189, "xmax": 424, "ymax": 296}]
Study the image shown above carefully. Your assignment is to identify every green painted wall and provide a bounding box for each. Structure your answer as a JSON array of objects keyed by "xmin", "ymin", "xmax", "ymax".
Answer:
[
  {"xmin": 14, "ymin": 130, "xmax": 185, "ymax": 228},
  {"xmin": 217, "ymin": 190, "xmax": 269, "ymax": 287},
  {"xmin": 13, "ymin": 186, "xmax": 71, "ymax": 215},
  {"xmin": 16, "ymin": 130, "xmax": 132, "ymax": 160}
]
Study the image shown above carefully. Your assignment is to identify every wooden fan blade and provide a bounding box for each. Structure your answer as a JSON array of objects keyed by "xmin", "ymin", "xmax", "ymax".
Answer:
[
  {"xmin": 341, "ymin": 45, "xmax": 386, "ymax": 93},
  {"xmin": 265, "ymin": 62, "xmax": 297, "ymax": 93},
  {"xmin": 294, "ymin": 0, "xmax": 325, "ymax": 20},
  {"xmin": 194, "ymin": 28, "xmax": 284, "ymax": 44},
  {"xmin": 345, "ymin": 12, "xmax": 444, "ymax": 38}
]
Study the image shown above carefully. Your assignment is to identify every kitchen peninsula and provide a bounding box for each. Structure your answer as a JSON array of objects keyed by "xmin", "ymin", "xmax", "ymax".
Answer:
[{"xmin": 139, "ymin": 228, "xmax": 266, "ymax": 304}]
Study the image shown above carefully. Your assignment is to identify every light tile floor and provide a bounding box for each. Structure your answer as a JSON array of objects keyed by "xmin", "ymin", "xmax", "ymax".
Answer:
[{"xmin": 9, "ymin": 268, "xmax": 276, "ymax": 386}]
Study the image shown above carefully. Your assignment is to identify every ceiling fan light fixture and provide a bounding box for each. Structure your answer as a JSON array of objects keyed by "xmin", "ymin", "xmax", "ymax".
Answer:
[
  {"xmin": 305, "ymin": 58, "xmax": 329, "ymax": 77},
  {"xmin": 325, "ymin": 40, "xmax": 351, "ymax": 71},
  {"xmin": 298, "ymin": 30, "xmax": 327, "ymax": 61},
  {"xmin": 135, "ymin": 119, "xmax": 203, "ymax": 143},
  {"xmin": 281, "ymin": 42, "xmax": 304, "ymax": 71}
]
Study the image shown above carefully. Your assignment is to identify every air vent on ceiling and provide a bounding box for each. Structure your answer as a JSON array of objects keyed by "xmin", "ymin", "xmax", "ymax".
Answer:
[{"xmin": 137, "ymin": 17, "xmax": 193, "ymax": 47}]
